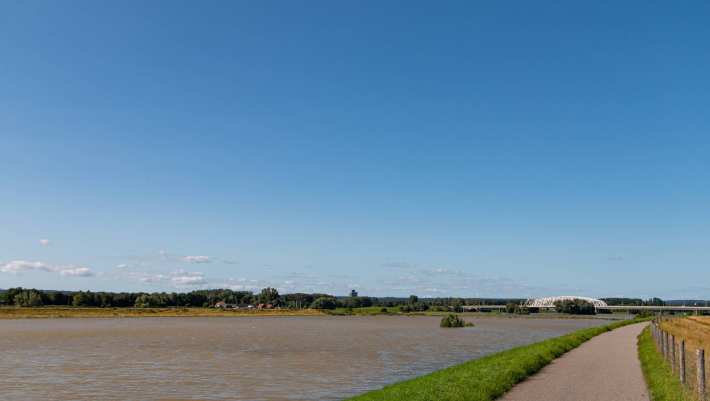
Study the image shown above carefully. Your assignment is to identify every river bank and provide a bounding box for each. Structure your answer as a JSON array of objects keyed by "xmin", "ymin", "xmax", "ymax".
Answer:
[
  {"xmin": 346, "ymin": 318, "xmax": 649, "ymax": 401},
  {"xmin": 0, "ymin": 306, "xmax": 632, "ymax": 319},
  {"xmin": 0, "ymin": 306, "xmax": 325, "ymax": 319}
]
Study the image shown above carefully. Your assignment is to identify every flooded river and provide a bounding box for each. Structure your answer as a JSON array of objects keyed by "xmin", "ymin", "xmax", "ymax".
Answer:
[{"xmin": 0, "ymin": 316, "xmax": 609, "ymax": 400}]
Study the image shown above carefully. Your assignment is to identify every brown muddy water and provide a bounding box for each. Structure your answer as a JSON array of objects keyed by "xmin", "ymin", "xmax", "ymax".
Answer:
[{"xmin": 0, "ymin": 316, "xmax": 609, "ymax": 400}]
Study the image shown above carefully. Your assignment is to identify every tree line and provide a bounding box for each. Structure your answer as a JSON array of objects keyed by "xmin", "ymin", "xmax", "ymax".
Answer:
[{"xmin": 0, "ymin": 287, "xmax": 525, "ymax": 310}]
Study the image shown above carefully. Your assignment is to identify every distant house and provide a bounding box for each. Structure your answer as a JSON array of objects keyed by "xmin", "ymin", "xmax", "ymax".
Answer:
[
  {"xmin": 257, "ymin": 303, "xmax": 274, "ymax": 309},
  {"xmin": 214, "ymin": 301, "xmax": 228, "ymax": 309}
]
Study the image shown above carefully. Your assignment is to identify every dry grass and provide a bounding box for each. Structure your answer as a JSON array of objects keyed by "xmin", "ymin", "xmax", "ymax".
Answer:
[
  {"xmin": 661, "ymin": 316, "xmax": 710, "ymax": 349},
  {"xmin": 0, "ymin": 307, "xmax": 325, "ymax": 319},
  {"xmin": 659, "ymin": 316, "xmax": 710, "ymax": 398}
]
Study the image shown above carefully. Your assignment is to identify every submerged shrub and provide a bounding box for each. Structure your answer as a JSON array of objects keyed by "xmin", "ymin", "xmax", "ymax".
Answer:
[{"xmin": 440, "ymin": 314, "xmax": 474, "ymax": 328}]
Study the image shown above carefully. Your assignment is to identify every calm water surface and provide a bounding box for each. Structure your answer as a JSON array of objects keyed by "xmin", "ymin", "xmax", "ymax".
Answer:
[{"xmin": 0, "ymin": 316, "xmax": 608, "ymax": 400}]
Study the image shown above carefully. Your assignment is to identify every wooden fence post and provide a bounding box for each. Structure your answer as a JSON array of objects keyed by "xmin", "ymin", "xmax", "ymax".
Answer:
[
  {"xmin": 698, "ymin": 349, "xmax": 706, "ymax": 401},
  {"xmin": 680, "ymin": 339, "xmax": 686, "ymax": 385},
  {"xmin": 671, "ymin": 335, "xmax": 676, "ymax": 373},
  {"xmin": 664, "ymin": 331, "xmax": 669, "ymax": 360}
]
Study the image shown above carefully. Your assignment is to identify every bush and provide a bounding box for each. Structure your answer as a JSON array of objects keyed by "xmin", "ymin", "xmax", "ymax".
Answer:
[
  {"xmin": 310, "ymin": 296, "xmax": 338, "ymax": 309},
  {"xmin": 554, "ymin": 299, "xmax": 596, "ymax": 315},
  {"xmin": 515, "ymin": 306, "xmax": 530, "ymax": 315},
  {"xmin": 634, "ymin": 310, "xmax": 655, "ymax": 318},
  {"xmin": 440, "ymin": 314, "xmax": 474, "ymax": 328},
  {"xmin": 400, "ymin": 302, "xmax": 429, "ymax": 313}
]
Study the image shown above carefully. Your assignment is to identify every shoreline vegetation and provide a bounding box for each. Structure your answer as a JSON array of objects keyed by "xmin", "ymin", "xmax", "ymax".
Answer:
[
  {"xmin": 0, "ymin": 306, "xmax": 326, "ymax": 319},
  {"xmin": 345, "ymin": 318, "xmax": 649, "ymax": 401},
  {"xmin": 0, "ymin": 306, "xmax": 633, "ymax": 320},
  {"xmin": 0, "ymin": 287, "xmax": 642, "ymax": 320},
  {"xmin": 637, "ymin": 326, "xmax": 694, "ymax": 401}
]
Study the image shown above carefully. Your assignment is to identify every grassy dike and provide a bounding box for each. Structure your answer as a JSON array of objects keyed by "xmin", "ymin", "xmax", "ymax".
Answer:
[
  {"xmin": 637, "ymin": 326, "xmax": 694, "ymax": 401},
  {"xmin": 346, "ymin": 318, "xmax": 649, "ymax": 401}
]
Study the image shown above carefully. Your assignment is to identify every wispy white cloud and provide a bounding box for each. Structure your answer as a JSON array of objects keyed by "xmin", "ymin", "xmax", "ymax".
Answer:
[
  {"xmin": 39, "ymin": 239, "xmax": 51, "ymax": 246},
  {"xmin": 0, "ymin": 260, "xmax": 94, "ymax": 277},
  {"xmin": 59, "ymin": 267, "xmax": 94, "ymax": 277},
  {"xmin": 171, "ymin": 271, "xmax": 207, "ymax": 286},
  {"xmin": 0, "ymin": 260, "xmax": 54, "ymax": 273},
  {"xmin": 183, "ymin": 255, "xmax": 211, "ymax": 264},
  {"xmin": 125, "ymin": 269, "xmax": 207, "ymax": 288}
]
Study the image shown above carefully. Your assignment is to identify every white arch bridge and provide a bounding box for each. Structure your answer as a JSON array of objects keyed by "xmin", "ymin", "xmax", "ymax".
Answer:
[{"xmin": 461, "ymin": 296, "xmax": 710, "ymax": 312}]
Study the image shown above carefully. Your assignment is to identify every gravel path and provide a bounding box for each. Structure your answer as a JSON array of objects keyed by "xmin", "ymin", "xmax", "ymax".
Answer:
[{"xmin": 499, "ymin": 322, "xmax": 649, "ymax": 401}]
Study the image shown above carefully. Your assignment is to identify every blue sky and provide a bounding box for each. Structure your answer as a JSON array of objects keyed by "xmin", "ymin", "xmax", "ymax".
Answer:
[{"xmin": 2, "ymin": 1, "xmax": 709, "ymax": 299}]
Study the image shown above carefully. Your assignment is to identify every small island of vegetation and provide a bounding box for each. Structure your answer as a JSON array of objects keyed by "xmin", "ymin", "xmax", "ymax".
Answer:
[{"xmin": 440, "ymin": 314, "xmax": 474, "ymax": 328}]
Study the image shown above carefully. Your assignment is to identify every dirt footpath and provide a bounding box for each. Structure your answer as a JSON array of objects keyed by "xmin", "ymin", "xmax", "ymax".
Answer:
[{"xmin": 499, "ymin": 322, "xmax": 649, "ymax": 401}]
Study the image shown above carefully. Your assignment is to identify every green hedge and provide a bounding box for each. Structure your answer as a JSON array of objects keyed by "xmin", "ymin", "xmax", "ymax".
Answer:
[{"xmin": 346, "ymin": 318, "xmax": 648, "ymax": 401}]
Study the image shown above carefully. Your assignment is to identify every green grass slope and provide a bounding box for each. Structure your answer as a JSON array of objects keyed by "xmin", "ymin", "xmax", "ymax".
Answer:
[{"xmin": 347, "ymin": 318, "xmax": 647, "ymax": 401}]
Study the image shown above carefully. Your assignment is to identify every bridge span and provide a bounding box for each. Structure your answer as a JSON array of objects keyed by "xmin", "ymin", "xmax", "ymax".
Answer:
[{"xmin": 461, "ymin": 304, "xmax": 710, "ymax": 312}]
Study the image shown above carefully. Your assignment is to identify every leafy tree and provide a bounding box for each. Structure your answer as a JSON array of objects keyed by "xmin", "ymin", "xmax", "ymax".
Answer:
[
  {"xmin": 282, "ymin": 293, "xmax": 315, "ymax": 309},
  {"xmin": 554, "ymin": 299, "xmax": 596, "ymax": 315},
  {"xmin": 644, "ymin": 297, "xmax": 665, "ymax": 306},
  {"xmin": 400, "ymin": 302, "xmax": 429, "ymax": 313},
  {"xmin": 310, "ymin": 296, "xmax": 338, "ymax": 309},
  {"xmin": 72, "ymin": 291, "xmax": 93, "ymax": 307},
  {"xmin": 14, "ymin": 289, "xmax": 44, "ymax": 307},
  {"xmin": 134, "ymin": 294, "xmax": 153, "ymax": 308},
  {"xmin": 258, "ymin": 287, "xmax": 280, "ymax": 305}
]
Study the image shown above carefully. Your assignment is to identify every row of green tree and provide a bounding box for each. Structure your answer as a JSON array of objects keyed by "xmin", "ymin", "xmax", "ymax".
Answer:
[
  {"xmin": 0, "ymin": 287, "xmax": 526, "ymax": 310},
  {"xmin": 600, "ymin": 297, "xmax": 666, "ymax": 306},
  {"xmin": 0, "ymin": 287, "xmax": 282, "ymax": 308}
]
